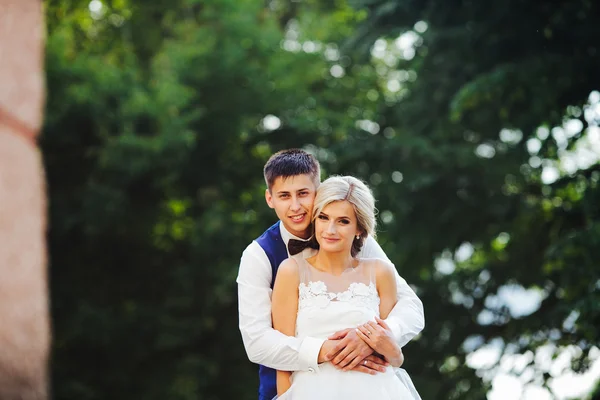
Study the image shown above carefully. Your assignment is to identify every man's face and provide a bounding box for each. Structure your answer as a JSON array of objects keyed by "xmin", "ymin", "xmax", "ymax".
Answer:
[{"xmin": 265, "ymin": 174, "xmax": 317, "ymax": 239}]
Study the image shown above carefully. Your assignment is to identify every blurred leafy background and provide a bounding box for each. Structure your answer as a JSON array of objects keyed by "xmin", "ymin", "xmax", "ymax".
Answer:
[{"xmin": 42, "ymin": 0, "xmax": 600, "ymax": 399}]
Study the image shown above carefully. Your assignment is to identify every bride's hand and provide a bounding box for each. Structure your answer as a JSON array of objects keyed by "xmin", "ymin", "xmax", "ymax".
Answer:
[{"xmin": 355, "ymin": 316, "xmax": 404, "ymax": 367}]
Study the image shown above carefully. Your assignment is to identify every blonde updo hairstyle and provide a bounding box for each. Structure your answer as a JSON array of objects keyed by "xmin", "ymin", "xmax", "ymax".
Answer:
[{"xmin": 311, "ymin": 176, "xmax": 377, "ymax": 257}]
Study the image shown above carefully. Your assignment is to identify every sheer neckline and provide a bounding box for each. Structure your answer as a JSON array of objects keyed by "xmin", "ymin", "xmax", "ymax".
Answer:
[{"xmin": 302, "ymin": 256, "xmax": 362, "ymax": 277}]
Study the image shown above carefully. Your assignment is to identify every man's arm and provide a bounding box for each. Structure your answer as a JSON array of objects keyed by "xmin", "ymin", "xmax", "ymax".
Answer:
[
  {"xmin": 237, "ymin": 243, "xmax": 324, "ymax": 371},
  {"xmin": 362, "ymin": 236, "xmax": 425, "ymax": 347}
]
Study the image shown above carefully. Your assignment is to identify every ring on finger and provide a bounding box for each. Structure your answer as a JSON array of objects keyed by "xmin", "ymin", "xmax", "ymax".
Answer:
[{"xmin": 363, "ymin": 360, "xmax": 367, "ymax": 366}]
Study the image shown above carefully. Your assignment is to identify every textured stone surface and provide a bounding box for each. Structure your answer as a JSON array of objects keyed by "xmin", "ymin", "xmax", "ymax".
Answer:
[{"xmin": 0, "ymin": 0, "xmax": 49, "ymax": 398}]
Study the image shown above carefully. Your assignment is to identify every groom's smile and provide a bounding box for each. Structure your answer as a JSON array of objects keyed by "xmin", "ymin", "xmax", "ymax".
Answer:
[
  {"xmin": 290, "ymin": 213, "xmax": 306, "ymax": 223},
  {"xmin": 265, "ymin": 174, "xmax": 317, "ymax": 239}
]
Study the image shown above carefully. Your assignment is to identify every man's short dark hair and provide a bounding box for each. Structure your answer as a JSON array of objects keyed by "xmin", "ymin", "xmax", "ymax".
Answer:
[{"xmin": 263, "ymin": 149, "xmax": 321, "ymax": 191}]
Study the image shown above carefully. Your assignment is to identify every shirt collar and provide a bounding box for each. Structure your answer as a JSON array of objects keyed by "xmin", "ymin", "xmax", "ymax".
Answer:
[
  {"xmin": 279, "ymin": 221, "xmax": 306, "ymax": 245},
  {"xmin": 279, "ymin": 222, "xmax": 317, "ymax": 258}
]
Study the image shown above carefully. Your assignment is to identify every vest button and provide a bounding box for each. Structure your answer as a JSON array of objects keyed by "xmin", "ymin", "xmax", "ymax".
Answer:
[{"xmin": 308, "ymin": 367, "xmax": 315, "ymax": 373}]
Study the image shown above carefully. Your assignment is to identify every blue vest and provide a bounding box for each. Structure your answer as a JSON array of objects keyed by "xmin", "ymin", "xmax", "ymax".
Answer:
[{"xmin": 255, "ymin": 221, "xmax": 289, "ymax": 400}]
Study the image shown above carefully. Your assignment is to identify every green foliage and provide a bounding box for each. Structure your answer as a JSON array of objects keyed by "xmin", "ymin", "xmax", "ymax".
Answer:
[
  {"xmin": 43, "ymin": 0, "xmax": 599, "ymax": 399},
  {"xmin": 338, "ymin": 0, "xmax": 600, "ymax": 398},
  {"xmin": 44, "ymin": 0, "xmax": 369, "ymax": 398}
]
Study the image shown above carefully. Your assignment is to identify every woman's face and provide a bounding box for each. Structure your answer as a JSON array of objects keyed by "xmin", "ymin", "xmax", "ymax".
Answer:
[{"xmin": 314, "ymin": 200, "xmax": 361, "ymax": 255}]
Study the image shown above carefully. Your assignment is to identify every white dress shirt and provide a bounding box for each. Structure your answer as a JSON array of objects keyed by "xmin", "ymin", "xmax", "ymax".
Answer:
[{"xmin": 237, "ymin": 222, "xmax": 424, "ymax": 372}]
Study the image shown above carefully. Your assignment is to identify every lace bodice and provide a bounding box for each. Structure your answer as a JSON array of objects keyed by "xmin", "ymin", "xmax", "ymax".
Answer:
[
  {"xmin": 298, "ymin": 281, "xmax": 380, "ymax": 311},
  {"xmin": 294, "ymin": 257, "xmax": 381, "ymax": 339}
]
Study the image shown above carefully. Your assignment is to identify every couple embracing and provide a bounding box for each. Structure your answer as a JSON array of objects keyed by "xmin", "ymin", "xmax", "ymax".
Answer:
[{"xmin": 237, "ymin": 149, "xmax": 425, "ymax": 399}]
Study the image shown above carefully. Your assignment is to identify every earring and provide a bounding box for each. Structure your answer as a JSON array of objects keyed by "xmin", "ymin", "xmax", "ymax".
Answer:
[{"xmin": 355, "ymin": 235, "xmax": 360, "ymax": 240}]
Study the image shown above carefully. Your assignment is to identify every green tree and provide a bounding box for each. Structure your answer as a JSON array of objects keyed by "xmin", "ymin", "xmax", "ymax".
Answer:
[
  {"xmin": 327, "ymin": 0, "xmax": 600, "ymax": 398},
  {"xmin": 43, "ymin": 0, "xmax": 600, "ymax": 398},
  {"xmin": 43, "ymin": 0, "xmax": 376, "ymax": 398}
]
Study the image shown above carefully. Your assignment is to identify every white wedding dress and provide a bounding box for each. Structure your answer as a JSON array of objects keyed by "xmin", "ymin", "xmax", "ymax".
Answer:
[{"xmin": 279, "ymin": 257, "xmax": 420, "ymax": 400}]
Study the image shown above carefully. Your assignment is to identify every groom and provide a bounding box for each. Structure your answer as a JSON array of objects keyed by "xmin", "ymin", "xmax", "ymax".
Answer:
[{"xmin": 237, "ymin": 149, "xmax": 424, "ymax": 400}]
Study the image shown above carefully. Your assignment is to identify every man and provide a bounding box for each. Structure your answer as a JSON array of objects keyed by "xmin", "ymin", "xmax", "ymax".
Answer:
[{"xmin": 237, "ymin": 149, "xmax": 424, "ymax": 400}]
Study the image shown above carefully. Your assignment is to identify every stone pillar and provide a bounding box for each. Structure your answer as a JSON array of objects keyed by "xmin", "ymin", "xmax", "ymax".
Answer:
[{"xmin": 0, "ymin": 0, "xmax": 49, "ymax": 398}]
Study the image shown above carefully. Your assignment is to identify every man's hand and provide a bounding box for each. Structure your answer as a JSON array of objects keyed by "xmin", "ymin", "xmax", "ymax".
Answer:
[
  {"xmin": 349, "ymin": 354, "xmax": 389, "ymax": 375},
  {"xmin": 317, "ymin": 339, "xmax": 341, "ymax": 363},
  {"xmin": 325, "ymin": 328, "xmax": 375, "ymax": 371}
]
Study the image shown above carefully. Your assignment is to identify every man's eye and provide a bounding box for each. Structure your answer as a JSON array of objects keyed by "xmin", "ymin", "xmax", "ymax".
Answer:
[
  {"xmin": 299, "ymin": 191, "xmax": 309, "ymax": 197},
  {"xmin": 279, "ymin": 194, "xmax": 289, "ymax": 199}
]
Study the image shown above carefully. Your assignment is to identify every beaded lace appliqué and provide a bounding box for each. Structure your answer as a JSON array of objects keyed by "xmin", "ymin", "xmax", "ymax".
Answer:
[{"xmin": 298, "ymin": 281, "xmax": 380, "ymax": 311}]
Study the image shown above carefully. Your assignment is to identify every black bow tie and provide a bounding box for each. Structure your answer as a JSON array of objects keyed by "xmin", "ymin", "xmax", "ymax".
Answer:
[{"xmin": 288, "ymin": 238, "xmax": 319, "ymax": 255}]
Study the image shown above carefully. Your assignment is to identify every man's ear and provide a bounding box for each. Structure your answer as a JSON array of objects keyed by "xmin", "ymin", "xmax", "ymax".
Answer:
[{"xmin": 265, "ymin": 188, "xmax": 275, "ymax": 209}]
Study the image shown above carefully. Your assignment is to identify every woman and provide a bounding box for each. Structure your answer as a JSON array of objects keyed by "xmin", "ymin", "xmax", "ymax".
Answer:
[{"xmin": 272, "ymin": 176, "xmax": 418, "ymax": 399}]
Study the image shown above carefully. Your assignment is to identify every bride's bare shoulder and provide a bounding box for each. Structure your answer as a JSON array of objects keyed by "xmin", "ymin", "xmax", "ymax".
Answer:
[
  {"xmin": 275, "ymin": 258, "xmax": 300, "ymax": 284},
  {"xmin": 357, "ymin": 257, "xmax": 394, "ymax": 271}
]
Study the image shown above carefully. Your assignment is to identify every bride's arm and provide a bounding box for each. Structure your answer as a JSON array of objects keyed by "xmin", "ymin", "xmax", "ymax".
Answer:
[
  {"xmin": 377, "ymin": 260, "xmax": 399, "ymax": 320},
  {"xmin": 272, "ymin": 258, "xmax": 300, "ymax": 396},
  {"xmin": 361, "ymin": 237, "xmax": 424, "ymax": 348},
  {"xmin": 356, "ymin": 260, "xmax": 404, "ymax": 367}
]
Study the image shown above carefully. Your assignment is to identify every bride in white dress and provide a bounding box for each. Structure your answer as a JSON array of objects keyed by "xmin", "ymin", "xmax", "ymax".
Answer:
[{"xmin": 272, "ymin": 176, "xmax": 419, "ymax": 400}]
